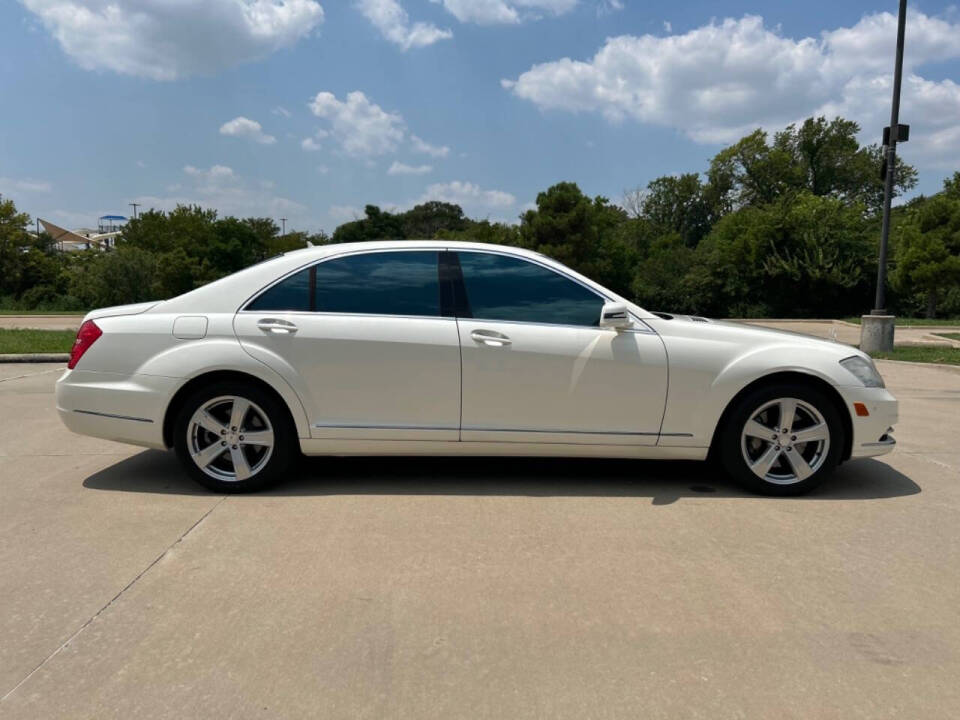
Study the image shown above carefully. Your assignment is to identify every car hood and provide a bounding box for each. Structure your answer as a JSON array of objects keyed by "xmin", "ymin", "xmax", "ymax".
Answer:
[{"xmin": 644, "ymin": 313, "xmax": 866, "ymax": 361}]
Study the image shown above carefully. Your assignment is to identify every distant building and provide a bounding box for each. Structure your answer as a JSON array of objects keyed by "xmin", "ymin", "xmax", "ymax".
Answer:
[{"xmin": 39, "ymin": 215, "xmax": 127, "ymax": 252}]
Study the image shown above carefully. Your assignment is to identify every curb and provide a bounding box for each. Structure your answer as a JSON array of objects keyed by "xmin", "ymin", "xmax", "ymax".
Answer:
[
  {"xmin": 873, "ymin": 358, "xmax": 960, "ymax": 374},
  {"xmin": 0, "ymin": 354, "xmax": 70, "ymax": 363}
]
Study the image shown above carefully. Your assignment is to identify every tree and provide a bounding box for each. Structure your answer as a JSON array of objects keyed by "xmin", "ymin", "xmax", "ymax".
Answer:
[
  {"xmin": 640, "ymin": 173, "xmax": 714, "ymax": 247},
  {"xmin": 518, "ymin": 182, "xmax": 634, "ymax": 295},
  {"xmin": 893, "ymin": 189, "xmax": 960, "ymax": 317},
  {"xmin": 400, "ymin": 201, "xmax": 468, "ymax": 238},
  {"xmin": 708, "ymin": 118, "xmax": 917, "ymax": 214},
  {"xmin": 331, "ymin": 205, "xmax": 405, "ymax": 244},
  {"xmin": 0, "ymin": 197, "xmax": 31, "ymax": 297},
  {"xmin": 693, "ymin": 193, "xmax": 873, "ymax": 317}
]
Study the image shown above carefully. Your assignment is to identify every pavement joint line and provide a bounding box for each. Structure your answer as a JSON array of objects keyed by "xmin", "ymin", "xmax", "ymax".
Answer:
[
  {"xmin": 0, "ymin": 367, "xmax": 63, "ymax": 384},
  {"xmin": 0, "ymin": 494, "xmax": 229, "ymax": 703},
  {"xmin": 898, "ymin": 450, "xmax": 958, "ymax": 472}
]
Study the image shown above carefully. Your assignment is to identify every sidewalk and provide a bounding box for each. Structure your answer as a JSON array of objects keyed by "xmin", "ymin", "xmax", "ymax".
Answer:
[{"xmin": 735, "ymin": 319, "xmax": 960, "ymax": 348}]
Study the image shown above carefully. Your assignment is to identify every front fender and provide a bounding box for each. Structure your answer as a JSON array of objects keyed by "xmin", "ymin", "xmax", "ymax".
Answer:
[{"xmin": 659, "ymin": 339, "xmax": 851, "ymax": 447}]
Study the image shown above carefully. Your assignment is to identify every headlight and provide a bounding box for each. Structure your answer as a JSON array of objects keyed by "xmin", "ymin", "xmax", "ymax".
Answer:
[{"xmin": 840, "ymin": 356, "xmax": 885, "ymax": 388}]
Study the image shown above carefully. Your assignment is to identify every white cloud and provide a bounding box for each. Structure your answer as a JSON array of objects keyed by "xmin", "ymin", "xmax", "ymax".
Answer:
[
  {"xmin": 219, "ymin": 116, "xmax": 277, "ymax": 145},
  {"xmin": 329, "ymin": 204, "xmax": 363, "ymax": 221},
  {"xmin": 308, "ymin": 91, "xmax": 405, "ymax": 156},
  {"xmin": 420, "ymin": 181, "xmax": 515, "ymax": 208},
  {"xmin": 388, "ymin": 161, "xmax": 433, "ymax": 175},
  {"xmin": 21, "ymin": 0, "xmax": 325, "ymax": 81},
  {"xmin": 306, "ymin": 91, "xmax": 454, "ymax": 163},
  {"xmin": 410, "ymin": 135, "xmax": 450, "ymax": 158},
  {"xmin": 597, "ymin": 0, "xmax": 623, "ymax": 16},
  {"xmin": 272, "ymin": 106, "xmax": 292, "ymax": 118},
  {"xmin": 356, "ymin": 0, "xmax": 452, "ymax": 50},
  {"xmin": 432, "ymin": 0, "xmax": 577, "ymax": 25},
  {"xmin": 316, "ymin": 165, "xmax": 330, "ymax": 174},
  {"xmin": 0, "ymin": 177, "xmax": 52, "ymax": 193},
  {"xmin": 135, "ymin": 165, "xmax": 303, "ymax": 220},
  {"xmin": 502, "ymin": 10, "xmax": 960, "ymax": 167}
]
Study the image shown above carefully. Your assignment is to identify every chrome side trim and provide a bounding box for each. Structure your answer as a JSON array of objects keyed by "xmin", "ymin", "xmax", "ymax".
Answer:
[
  {"xmin": 74, "ymin": 409, "xmax": 154, "ymax": 424},
  {"xmin": 463, "ymin": 427, "xmax": 659, "ymax": 436},
  {"xmin": 310, "ymin": 423, "xmax": 692, "ymax": 437},
  {"xmin": 313, "ymin": 423, "xmax": 458, "ymax": 431},
  {"xmin": 862, "ymin": 438, "xmax": 897, "ymax": 447}
]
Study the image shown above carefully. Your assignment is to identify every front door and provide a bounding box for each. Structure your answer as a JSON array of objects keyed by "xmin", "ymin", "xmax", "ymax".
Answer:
[
  {"xmin": 235, "ymin": 250, "xmax": 461, "ymax": 441},
  {"xmin": 453, "ymin": 251, "xmax": 668, "ymax": 445}
]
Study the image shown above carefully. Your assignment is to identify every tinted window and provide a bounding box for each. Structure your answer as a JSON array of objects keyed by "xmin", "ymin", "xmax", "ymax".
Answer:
[
  {"xmin": 247, "ymin": 267, "xmax": 312, "ymax": 312},
  {"xmin": 315, "ymin": 251, "xmax": 440, "ymax": 316},
  {"xmin": 456, "ymin": 252, "xmax": 603, "ymax": 326}
]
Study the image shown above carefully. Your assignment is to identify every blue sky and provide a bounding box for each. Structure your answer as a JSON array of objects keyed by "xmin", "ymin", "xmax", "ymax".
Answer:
[{"xmin": 2, "ymin": 0, "xmax": 960, "ymax": 235}]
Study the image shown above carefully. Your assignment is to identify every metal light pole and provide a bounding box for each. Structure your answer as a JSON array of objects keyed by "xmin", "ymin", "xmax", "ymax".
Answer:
[
  {"xmin": 129, "ymin": 202, "xmax": 141, "ymax": 220},
  {"xmin": 862, "ymin": 0, "xmax": 907, "ymax": 353},
  {"xmin": 281, "ymin": 218, "xmax": 287, "ymax": 237}
]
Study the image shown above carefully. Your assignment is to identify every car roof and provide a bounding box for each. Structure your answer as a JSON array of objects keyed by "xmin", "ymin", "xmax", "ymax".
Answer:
[
  {"xmin": 281, "ymin": 239, "xmax": 546, "ymax": 260},
  {"xmin": 156, "ymin": 239, "xmax": 656, "ymax": 318}
]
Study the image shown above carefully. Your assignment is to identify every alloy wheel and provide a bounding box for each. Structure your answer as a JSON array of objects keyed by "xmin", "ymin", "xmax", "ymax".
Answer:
[
  {"xmin": 740, "ymin": 397, "xmax": 830, "ymax": 485},
  {"xmin": 187, "ymin": 395, "xmax": 275, "ymax": 482}
]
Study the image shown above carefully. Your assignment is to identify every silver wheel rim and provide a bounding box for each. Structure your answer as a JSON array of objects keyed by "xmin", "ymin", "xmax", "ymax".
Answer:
[
  {"xmin": 187, "ymin": 395, "xmax": 274, "ymax": 482},
  {"xmin": 740, "ymin": 397, "xmax": 830, "ymax": 485}
]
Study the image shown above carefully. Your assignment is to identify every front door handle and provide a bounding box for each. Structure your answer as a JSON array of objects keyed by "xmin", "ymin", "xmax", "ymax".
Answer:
[
  {"xmin": 257, "ymin": 318, "xmax": 299, "ymax": 334},
  {"xmin": 470, "ymin": 329, "xmax": 511, "ymax": 347}
]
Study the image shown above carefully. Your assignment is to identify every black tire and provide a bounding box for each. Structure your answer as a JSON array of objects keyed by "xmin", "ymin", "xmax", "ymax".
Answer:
[
  {"xmin": 173, "ymin": 380, "xmax": 296, "ymax": 493},
  {"xmin": 719, "ymin": 383, "xmax": 845, "ymax": 496}
]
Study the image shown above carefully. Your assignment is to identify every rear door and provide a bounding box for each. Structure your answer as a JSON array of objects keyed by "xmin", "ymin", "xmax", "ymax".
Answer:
[
  {"xmin": 452, "ymin": 250, "xmax": 669, "ymax": 446},
  {"xmin": 234, "ymin": 249, "xmax": 461, "ymax": 441}
]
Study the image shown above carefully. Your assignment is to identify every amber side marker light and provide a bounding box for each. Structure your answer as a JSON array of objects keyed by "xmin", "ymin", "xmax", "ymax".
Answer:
[{"xmin": 853, "ymin": 402, "xmax": 870, "ymax": 417}]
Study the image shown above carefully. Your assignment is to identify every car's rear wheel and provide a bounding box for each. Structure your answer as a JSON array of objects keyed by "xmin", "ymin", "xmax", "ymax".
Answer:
[
  {"xmin": 173, "ymin": 381, "xmax": 296, "ymax": 493},
  {"xmin": 719, "ymin": 383, "xmax": 845, "ymax": 496}
]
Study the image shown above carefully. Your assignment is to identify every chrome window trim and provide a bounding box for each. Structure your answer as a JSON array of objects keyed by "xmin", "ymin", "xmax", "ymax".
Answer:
[
  {"xmin": 453, "ymin": 249, "xmax": 657, "ymax": 334},
  {"xmin": 238, "ymin": 246, "xmax": 445, "ymax": 316},
  {"xmin": 237, "ymin": 245, "xmax": 660, "ymax": 334}
]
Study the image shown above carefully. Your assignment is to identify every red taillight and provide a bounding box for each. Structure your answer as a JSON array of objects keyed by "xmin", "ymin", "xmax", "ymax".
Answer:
[{"xmin": 67, "ymin": 320, "xmax": 102, "ymax": 370}]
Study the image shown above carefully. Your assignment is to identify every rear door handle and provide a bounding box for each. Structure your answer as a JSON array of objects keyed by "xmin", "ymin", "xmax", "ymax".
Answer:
[
  {"xmin": 257, "ymin": 318, "xmax": 298, "ymax": 334},
  {"xmin": 470, "ymin": 329, "xmax": 511, "ymax": 347}
]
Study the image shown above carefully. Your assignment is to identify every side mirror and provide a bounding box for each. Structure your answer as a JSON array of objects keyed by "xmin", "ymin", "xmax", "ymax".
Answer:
[{"xmin": 599, "ymin": 301, "xmax": 633, "ymax": 330}]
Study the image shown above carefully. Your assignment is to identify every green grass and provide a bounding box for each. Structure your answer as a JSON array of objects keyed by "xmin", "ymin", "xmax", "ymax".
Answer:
[
  {"xmin": 844, "ymin": 317, "xmax": 960, "ymax": 327},
  {"xmin": 869, "ymin": 346, "xmax": 960, "ymax": 366},
  {"xmin": 934, "ymin": 332, "xmax": 960, "ymax": 341},
  {"xmin": 0, "ymin": 329, "xmax": 76, "ymax": 354}
]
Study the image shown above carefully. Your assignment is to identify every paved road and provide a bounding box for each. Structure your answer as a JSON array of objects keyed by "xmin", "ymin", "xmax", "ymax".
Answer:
[
  {"xmin": 1, "ymin": 362, "xmax": 958, "ymax": 719},
  {"xmin": 736, "ymin": 319, "xmax": 960, "ymax": 348},
  {"xmin": 0, "ymin": 315, "xmax": 84, "ymax": 331}
]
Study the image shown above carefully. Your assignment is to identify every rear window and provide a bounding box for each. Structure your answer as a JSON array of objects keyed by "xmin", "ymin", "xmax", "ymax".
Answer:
[{"xmin": 246, "ymin": 251, "xmax": 441, "ymax": 317}]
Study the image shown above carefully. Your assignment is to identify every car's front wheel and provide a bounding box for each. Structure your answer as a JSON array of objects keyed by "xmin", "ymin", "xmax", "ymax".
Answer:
[
  {"xmin": 173, "ymin": 381, "xmax": 296, "ymax": 493},
  {"xmin": 719, "ymin": 383, "xmax": 845, "ymax": 496}
]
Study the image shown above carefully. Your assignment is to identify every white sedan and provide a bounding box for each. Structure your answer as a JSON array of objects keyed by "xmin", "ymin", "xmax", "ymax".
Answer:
[{"xmin": 56, "ymin": 240, "xmax": 897, "ymax": 495}]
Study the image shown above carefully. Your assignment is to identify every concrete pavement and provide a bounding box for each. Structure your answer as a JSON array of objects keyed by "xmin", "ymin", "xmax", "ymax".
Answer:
[
  {"xmin": 737, "ymin": 319, "xmax": 960, "ymax": 348},
  {"xmin": 0, "ymin": 315, "xmax": 84, "ymax": 331},
  {"xmin": 1, "ymin": 362, "xmax": 958, "ymax": 719}
]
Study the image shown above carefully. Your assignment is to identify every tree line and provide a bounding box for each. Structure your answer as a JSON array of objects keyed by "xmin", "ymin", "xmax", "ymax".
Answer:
[{"xmin": 1, "ymin": 116, "xmax": 958, "ymax": 317}]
